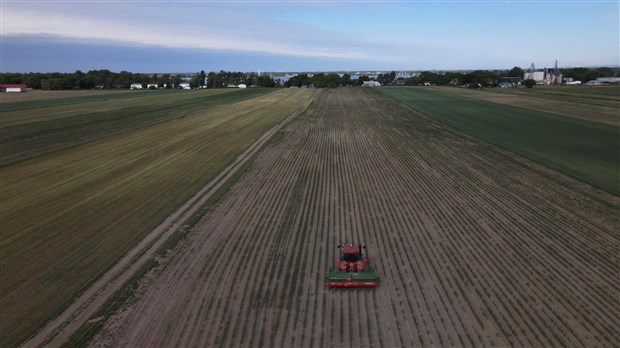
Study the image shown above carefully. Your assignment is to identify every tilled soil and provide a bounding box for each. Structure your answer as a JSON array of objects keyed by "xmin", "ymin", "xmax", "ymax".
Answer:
[{"xmin": 93, "ymin": 88, "xmax": 619, "ymax": 347}]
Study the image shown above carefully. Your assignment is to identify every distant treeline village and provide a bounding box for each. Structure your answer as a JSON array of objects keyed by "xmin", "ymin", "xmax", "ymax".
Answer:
[{"xmin": 1, "ymin": 65, "xmax": 619, "ymax": 92}]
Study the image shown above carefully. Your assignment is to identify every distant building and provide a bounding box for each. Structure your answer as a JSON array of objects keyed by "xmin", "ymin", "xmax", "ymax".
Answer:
[
  {"xmin": 584, "ymin": 77, "xmax": 620, "ymax": 85},
  {"xmin": 595, "ymin": 77, "xmax": 620, "ymax": 84},
  {"xmin": 238, "ymin": 84, "xmax": 247, "ymax": 89},
  {"xmin": 130, "ymin": 83, "xmax": 143, "ymax": 89},
  {"xmin": 524, "ymin": 68, "xmax": 562, "ymax": 85},
  {"xmin": 179, "ymin": 83, "xmax": 191, "ymax": 90},
  {"xmin": 1, "ymin": 84, "xmax": 27, "ymax": 92},
  {"xmin": 523, "ymin": 71, "xmax": 545, "ymax": 84},
  {"xmin": 147, "ymin": 83, "xmax": 158, "ymax": 89},
  {"xmin": 564, "ymin": 78, "xmax": 582, "ymax": 85},
  {"xmin": 585, "ymin": 80, "xmax": 602, "ymax": 86},
  {"xmin": 362, "ymin": 81, "xmax": 381, "ymax": 87},
  {"xmin": 497, "ymin": 77, "xmax": 521, "ymax": 88}
]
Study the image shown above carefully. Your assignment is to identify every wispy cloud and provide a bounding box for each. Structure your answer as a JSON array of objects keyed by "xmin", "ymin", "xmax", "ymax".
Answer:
[
  {"xmin": 2, "ymin": 2, "xmax": 374, "ymax": 60},
  {"xmin": 1, "ymin": 1, "xmax": 617, "ymax": 72}
]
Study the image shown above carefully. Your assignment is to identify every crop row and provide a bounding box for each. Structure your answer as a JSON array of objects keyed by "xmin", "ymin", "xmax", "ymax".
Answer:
[{"xmin": 93, "ymin": 88, "xmax": 619, "ymax": 347}]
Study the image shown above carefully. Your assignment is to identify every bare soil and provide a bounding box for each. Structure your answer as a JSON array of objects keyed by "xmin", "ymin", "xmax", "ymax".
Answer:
[{"xmin": 91, "ymin": 88, "xmax": 618, "ymax": 347}]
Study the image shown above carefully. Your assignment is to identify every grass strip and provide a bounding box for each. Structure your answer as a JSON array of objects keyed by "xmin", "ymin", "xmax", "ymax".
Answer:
[{"xmin": 59, "ymin": 258, "xmax": 159, "ymax": 348}]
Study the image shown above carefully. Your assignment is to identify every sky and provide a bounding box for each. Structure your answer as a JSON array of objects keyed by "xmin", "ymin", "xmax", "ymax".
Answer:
[{"xmin": 1, "ymin": 0, "xmax": 618, "ymax": 73}]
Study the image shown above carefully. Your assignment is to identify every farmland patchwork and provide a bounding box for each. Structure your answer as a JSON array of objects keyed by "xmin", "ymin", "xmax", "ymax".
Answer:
[{"xmin": 2, "ymin": 87, "xmax": 618, "ymax": 347}]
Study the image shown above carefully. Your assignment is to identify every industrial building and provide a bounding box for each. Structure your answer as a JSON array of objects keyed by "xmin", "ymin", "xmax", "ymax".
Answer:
[{"xmin": 523, "ymin": 61, "xmax": 562, "ymax": 85}]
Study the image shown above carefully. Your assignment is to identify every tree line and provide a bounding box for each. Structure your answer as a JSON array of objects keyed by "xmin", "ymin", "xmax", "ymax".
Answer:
[
  {"xmin": 1, "ymin": 66, "xmax": 617, "ymax": 90},
  {"xmin": 408, "ymin": 66, "xmax": 618, "ymax": 87},
  {"xmin": 0, "ymin": 70, "xmax": 188, "ymax": 90},
  {"xmin": 206, "ymin": 71, "xmax": 276, "ymax": 88}
]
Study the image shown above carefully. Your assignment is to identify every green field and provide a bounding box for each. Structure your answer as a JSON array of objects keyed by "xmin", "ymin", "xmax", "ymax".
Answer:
[
  {"xmin": 0, "ymin": 88, "xmax": 317, "ymax": 347},
  {"xmin": 376, "ymin": 87, "xmax": 620, "ymax": 195}
]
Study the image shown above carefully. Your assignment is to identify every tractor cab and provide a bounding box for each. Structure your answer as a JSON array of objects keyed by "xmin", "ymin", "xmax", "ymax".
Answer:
[{"xmin": 341, "ymin": 244, "xmax": 362, "ymax": 262}]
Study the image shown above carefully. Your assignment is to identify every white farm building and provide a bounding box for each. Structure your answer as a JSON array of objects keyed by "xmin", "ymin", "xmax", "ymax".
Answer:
[
  {"xmin": 1, "ymin": 84, "xmax": 28, "ymax": 92},
  {"xmin": 362, "ymin": 81, "xmax": 381, "ymax": 87}
]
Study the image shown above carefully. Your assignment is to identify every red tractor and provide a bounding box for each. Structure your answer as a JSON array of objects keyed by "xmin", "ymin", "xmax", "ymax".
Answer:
[{"xmin": 327, "ymin": 243, "xmax": 377, "ymax": 287}]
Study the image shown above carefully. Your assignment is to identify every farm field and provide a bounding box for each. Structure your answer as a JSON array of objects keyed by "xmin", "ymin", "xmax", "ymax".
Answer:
[
  {"xmin": 89, "ymin": 88, "xmax": 619, "ymax": 347},
  {"xmin": 376, "ymin": 86, "xmax": 620, "ymax": 195},
  {"xmin": 0, "ymin": 88, "xmax": 317, "ymax": 347},
  {"xmin": 0, "ymin": 89, "xmax": 133, "ymax": 104},
  {"xmin": 423, "ymin": 85, "xmax": 620, "ymax": 126},
  {"xmin": 1, "ymin": 88, "xmax": 272, "ymax": 166}
]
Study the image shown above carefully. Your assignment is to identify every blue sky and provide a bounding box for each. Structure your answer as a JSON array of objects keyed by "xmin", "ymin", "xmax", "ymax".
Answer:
[{"xmin": 1, "ymin": 0, "xmax": 618, "ymax": 73}]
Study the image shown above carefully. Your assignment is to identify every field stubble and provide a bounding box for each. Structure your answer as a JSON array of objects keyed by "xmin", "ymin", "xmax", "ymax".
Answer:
[{"xmin": 93, "ymin": 88, "xmax": 619, "ymax": 347}]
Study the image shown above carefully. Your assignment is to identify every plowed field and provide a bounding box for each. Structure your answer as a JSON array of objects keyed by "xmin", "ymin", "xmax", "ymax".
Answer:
[{"xmin": 92, "ymin": 88, "xmax": 619, "ymax": 347}]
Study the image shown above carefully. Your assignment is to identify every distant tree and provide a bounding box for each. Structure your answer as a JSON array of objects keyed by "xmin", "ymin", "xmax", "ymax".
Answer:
[
  {"xmin": 324, "ymin": 73, "xmax": 341, "ymax": 88},
  {"xmin": 286, "ymin": 73, "xmax": 311, "ymax": 87},
  {"xmin": 199, "ymin": 70, "xmax": 206, "ymax": 86},
  {"xmin": 445, "ymin": 71, "xmax": 464, "ymax": 85},
  {"xmin": 584, "ymin": 69, "xmax": 600, "ymax": 82},
  {"xmin": 311, "ymin": 73, "xmax": 326, "ymax": 88},
  {"xmin": 24, "ymin": 73, "xmax": 43, "ymax": 89},
  {"xmin": 522, "ymin": 79, "xmax": 536, "ymax": 88},
  {"xmin": 435, "ymin": 74, "xmax": 452, "ymax": 86},
  {"xmin": 190, "ymin": 72, "xmax": 203, "ymax": 88},
  {"xmin": 507, "ymin": 66, "xmax": 524, "ymax": 78},
  {"xmin": 47, "ymin": 78, "xmax": 64, "ymax": 90},
  {"xmin": 419, "ymin": 71, "xmax": 438, "ymax": 85},
  {"xmin": 257, "ymin": 75, "xmax": 275, "ymax": 87},
  {"xmin": 0, "ymin": 73, "xmax": 20, "ymax": 84},
  {"xmin": 207, "ymin": 72, "xmax": 217, "ymax": 88},
  {"xmin": 356, "ymin": 75, "xmax": 370, "ymax": 86},
  {"xmin": 158, "ymin": 74, "xmax": 171, "ymax": 88},
  {"xmin": 595, "ymin": 67, "xmax": 614, "ymax": 77},
  {"xmin": 341, "ymin": 73, "xmax": 352, "ymax": 86},
  {"xmin": 245, "ymin": 72, "xmax": 258, "ymax": 86},
  {"xmin": 81, "ymin": 74, "xmax": 95, "ymax": 89},
  {"xmin": 405, "ymin": 77, "xmax": 422, "ymax": 86},
  {"xmin": 562, "ymin": 67, "xmax": 589, "ymax": 82},
  {"xmin": 62, "ymin": 74, "xmax": 79, "ymax": 89}
]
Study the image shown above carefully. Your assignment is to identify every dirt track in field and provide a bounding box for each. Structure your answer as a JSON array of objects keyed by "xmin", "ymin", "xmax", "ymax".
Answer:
[{"xmin": 93, "ymin": 88, "xmax": 619, "ymax": 347}]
